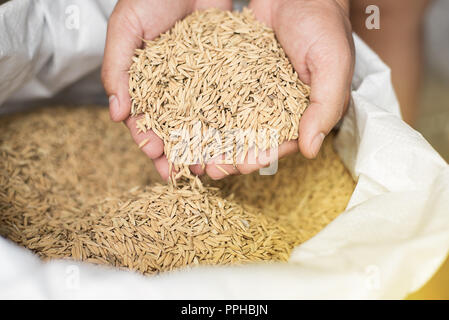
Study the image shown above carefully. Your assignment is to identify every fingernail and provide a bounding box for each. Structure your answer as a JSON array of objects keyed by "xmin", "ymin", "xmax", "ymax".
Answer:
[
  {"xmin": 109, "ymin": 95, "xmax": 119, "ymax": 120},
  {"xmin": 311, "ymin": 132, "xmax": 325, "ymax": 157}
]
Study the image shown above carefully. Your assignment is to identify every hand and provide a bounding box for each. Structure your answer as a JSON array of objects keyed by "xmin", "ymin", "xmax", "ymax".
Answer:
[
  {"xmin": 101, "ymin": 0, "xmax": 232, "ymax": 181},
  {"xmin": 203, "ymin": 0, "xmax": 355, "ymax": 180}
]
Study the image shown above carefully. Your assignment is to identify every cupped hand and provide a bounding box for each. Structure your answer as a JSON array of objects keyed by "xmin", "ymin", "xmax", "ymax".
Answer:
[
  {"xmin": 204, "ymin": 0, "xmax": 355, "ymax": 180},
  {"xmin": 101, "ymin": 0, "xmax": 232, "ymax": 181}
]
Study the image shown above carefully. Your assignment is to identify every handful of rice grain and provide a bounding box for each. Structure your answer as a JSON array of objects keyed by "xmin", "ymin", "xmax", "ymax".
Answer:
[
  {"xmin": 129, "ymin": 8, "xmax": 310, "ymax": 181},
  {"xmin": 0, "ymin": 9, "xmax": 354, "ymax": 276}
]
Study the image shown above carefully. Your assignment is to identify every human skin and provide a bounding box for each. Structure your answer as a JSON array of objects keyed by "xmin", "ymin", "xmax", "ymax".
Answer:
[
  {"xmin": 350, "ymin": 0, "xmax": 432, "ymax": 126},
  {"xmin": 101, "ymin": 0, "xmax": 233, "ymax": 181},
  {"xmin": 102, "ymin": 0, "xmax": 354, "ymax": 180},
  {"xmin": 203, "ymin": 0, "xmax": 355, "ymax": 179}
]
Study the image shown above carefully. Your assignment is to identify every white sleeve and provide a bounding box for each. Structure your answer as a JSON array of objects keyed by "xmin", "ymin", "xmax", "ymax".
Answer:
[{"xmin": 0, "ymin": 0, "xmax": 115, "ymax": 110}]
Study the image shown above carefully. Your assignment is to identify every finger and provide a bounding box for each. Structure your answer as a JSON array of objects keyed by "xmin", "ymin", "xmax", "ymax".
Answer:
[
  {"xmin": 265, "ymin": 1, "xmax": 354, "ymax": 158},
  {"xmin": 102, "ymin": 3, "xmax": 143, "ymax": 122},
  {"xmin": 190, "ymin": 164, "xmax": 205, "ymax": 176},
  {"xmin": 248, "ymin": 0, "xmax": 275, "ymax": 26},
  {"xmin": 153, "ymin": 155, "xmax": 171, "ymax": 182},
  {"xmin": 181, "ymin": 0, "xmax": 234, "ymax": 179},
  {"xmin": 125, "ymin": 116, "xmax": 164, "ymax": 160},
  {"xmin": 204, "ymin": 138, "xmax": 299, "ymax": 180},
  {"xmin": 298, "ymin": 42, "xmax": 353, "ymax": 159},
  {"xmin": 195, "ymin": 0, "xmax": 233, "ymax": 10},
  {"xmin": 205, "ymin": 155, "xmax": 240, "ymax": 180},
  {"xmin": 236, "ymin": 140, "xmax": 298, "ymax": 175},
  {"xmin": 103, "ymin": 1, "xmax": 197, "ymax": 122}
]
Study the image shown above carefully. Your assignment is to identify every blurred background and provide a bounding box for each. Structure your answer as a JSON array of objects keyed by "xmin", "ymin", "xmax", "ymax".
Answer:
[
  {"xmin": 0, "ymin": 0, "xmax": 447, "ymax": 299},
  {"xmin": 350, "ymin": 0, "xmax": 449, "ymax": 163},
  {"xmin": 417, "ymin": 0, "xmax": 449, "ymax": 162},
  {"xmin": 407, "ymin": 0, "xmax": 449, "ymax": 298},
  {"xmin": 417, "ymin": 71, "xmax": 449, "ymax": 163},
  {"xmin": 359, "ymin": 0, "xmax": 449, "ymax": 299}
]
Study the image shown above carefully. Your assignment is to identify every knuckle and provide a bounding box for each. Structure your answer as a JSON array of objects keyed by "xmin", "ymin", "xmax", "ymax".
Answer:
[
  {"xmin": 101, "ymin": 67, "xmax": 112, "ymax": 93},
  {"xmin": 334, "ymin": 105, "xmax": 344, "ymax": 121},
  {"xmin": 143, "ymin": 144, "xmax": 163, "ymax": 160},
  {"xmin": 205, "ymin": 166, "xmax": 223, "ymax": 180},
  {"xmin": 236, "ymin": 164, "xmax": 254, "ymax": 175}
]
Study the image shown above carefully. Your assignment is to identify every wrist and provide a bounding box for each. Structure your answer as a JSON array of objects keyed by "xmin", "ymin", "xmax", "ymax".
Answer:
[{"xmin": 272, "ymin": 0, "xmax": 350, "ymax": 16}]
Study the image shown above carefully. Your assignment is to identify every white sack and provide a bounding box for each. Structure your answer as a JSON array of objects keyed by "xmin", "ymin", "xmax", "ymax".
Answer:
[
  {"xmin": 0, "ymin": 0, "xmax": 114, "ymax": 113},
  {"xmin": 0, "ymin": 0, "xmax": 448, "ymax": 299}
]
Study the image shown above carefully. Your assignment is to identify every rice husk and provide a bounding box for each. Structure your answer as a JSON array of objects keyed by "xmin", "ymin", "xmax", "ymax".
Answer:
[
  {"xmin": 129, "ymin": 9, "xmax": 310, "ymax": 181},
  {"xmin": 0, "ymin": 6, "xmax": 354, "ymax": 277},
  {"xmin": 0, "ymin": 106, "xmax": 354, "ymax": 275}
]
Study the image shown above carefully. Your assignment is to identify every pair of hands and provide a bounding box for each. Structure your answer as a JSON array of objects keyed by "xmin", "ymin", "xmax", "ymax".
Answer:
[{"xmin": 102, "ymin": 0, "xmax": 355, "ymax": 181}]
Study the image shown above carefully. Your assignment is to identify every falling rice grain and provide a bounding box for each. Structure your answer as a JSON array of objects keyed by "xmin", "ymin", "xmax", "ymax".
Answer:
[{"xmin": 0, "ymin": 7, "xmax": 355, "ymax": 277}]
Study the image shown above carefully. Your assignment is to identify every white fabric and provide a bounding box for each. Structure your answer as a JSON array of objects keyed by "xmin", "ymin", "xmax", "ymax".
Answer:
[
  {"xmin": 0, "ymin": 0, "xmax": 448, "ymax": 299},
  {"xmin": 0, "ymin": 0, "xmax": 114, "ymax": 112}
]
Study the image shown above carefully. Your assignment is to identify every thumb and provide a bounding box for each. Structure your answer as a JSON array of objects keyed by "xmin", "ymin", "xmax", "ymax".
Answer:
[
  {"xmin": 102, "ymin": 6, "xmax": 142, "ymax": 122},
  {"xmin": 298, "ymin": 44, "xmax": 353, "ymax": 159}
]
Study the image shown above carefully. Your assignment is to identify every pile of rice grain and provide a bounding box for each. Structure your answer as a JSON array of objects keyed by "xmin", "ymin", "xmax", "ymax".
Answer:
[
  {"xmin": 0, "ymin": 9, "xmax": 355, "ymax": 276},
  {"xmin": 129, "ymin": 9, "xmax": 310, "ymax": 179},
  {"xmin": 0, "ymin": 107, "xmax": 354, "ymax": 275}
]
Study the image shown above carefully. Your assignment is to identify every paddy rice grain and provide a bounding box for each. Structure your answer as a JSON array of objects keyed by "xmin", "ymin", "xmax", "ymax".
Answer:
[
  {"xmin": 0, "ymin": 9, "xmax": 354, "ymax": 276},
  {"xmin": 0, "ymin": 107, "xmax": 354, "ymax": 275},
  {"xmin": 129, "ymin": 9, "xmax": 310, "ymax": 181}
]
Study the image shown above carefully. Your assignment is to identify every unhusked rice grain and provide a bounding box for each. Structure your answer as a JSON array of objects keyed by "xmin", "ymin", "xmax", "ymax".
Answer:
[
  {"xmin": 0, "ymin": 107, "xmax": 355, "ymax": 275},
  {"xmin": 129, "ymin": 9, "xmax": 310, "ymax": 181},
  {"xmin": 0, "ymin": 1, "xmax": 353, "ymax": 278}
]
